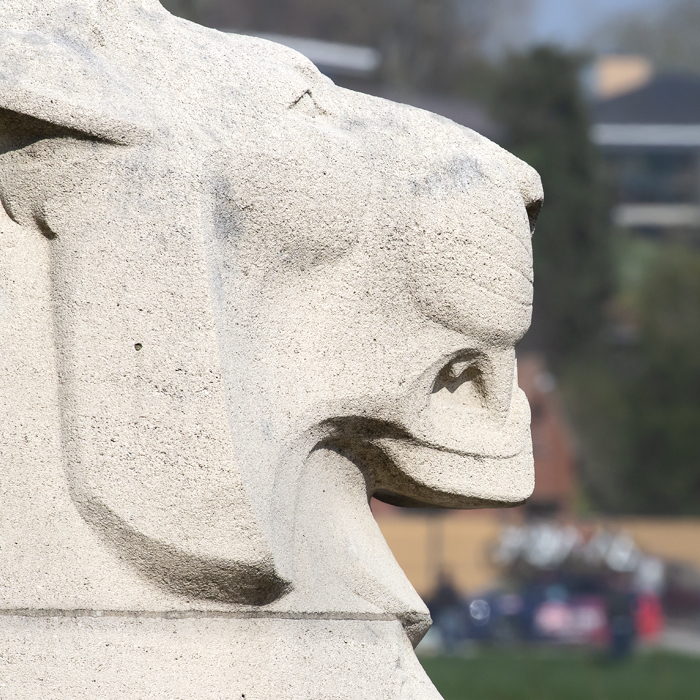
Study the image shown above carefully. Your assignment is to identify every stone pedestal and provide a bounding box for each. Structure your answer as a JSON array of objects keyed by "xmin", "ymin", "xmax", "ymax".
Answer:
[{"xmin": 0, "ymin": 615, "xmax": 440, "ymax": 699}]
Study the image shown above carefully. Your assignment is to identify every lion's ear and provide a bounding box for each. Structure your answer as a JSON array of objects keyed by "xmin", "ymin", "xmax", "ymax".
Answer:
[{"xmin": 0, "ymin": 29, "xmax": 152, "ymax": 145}]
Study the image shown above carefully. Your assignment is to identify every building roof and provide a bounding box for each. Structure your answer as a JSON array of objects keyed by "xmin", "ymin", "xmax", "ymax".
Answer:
[
  {"xmin": 592, "ymin": 73, "xmax": 700, "ymax": 126},
  {"xmin": 247, "ymin": 33, "xmax": 381, "ymax": 78}
]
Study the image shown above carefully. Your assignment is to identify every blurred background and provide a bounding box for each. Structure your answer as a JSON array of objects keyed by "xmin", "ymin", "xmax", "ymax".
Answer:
[{"xmin": 163, "ymin": 0, "xmax": 700, "ymax": 696}]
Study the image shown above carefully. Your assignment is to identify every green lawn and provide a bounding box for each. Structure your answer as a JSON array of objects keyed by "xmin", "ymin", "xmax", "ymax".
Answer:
[{"xmin": 421, "ymin": 649, "xmax": 700, "ymax": 700}]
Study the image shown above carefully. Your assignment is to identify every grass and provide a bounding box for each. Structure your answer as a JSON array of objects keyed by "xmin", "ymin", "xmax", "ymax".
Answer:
[{"xmin": 420, "ymin": 648, "xmax": 700, "ymax": 700}]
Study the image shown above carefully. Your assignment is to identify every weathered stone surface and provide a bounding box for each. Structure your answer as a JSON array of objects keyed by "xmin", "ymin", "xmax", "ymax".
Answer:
[
  {"xmin": 0, "ymin": 0, "xmax": 541, "ymax": 696},
  {"xmin": 0, "ymin": 615, "xmax": 441, "ymax": 699}
]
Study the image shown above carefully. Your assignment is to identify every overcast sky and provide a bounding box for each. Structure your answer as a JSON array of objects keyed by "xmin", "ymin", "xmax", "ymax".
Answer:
[{"xmin": 529, "ymin": 0, "xmax": 664, "ymax": 46}]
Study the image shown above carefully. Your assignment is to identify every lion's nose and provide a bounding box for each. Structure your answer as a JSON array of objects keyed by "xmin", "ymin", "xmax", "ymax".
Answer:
[
  {"xmin": 441, "ymin": 357, "xmax": 480, "ymax": 383},
  {"xmin": 391, "ymin": 346, "xmax": 529, "ymax": 460},
  {"xmin": 431, "ymin": 350, "xmax": 516, "ymax": 422}
]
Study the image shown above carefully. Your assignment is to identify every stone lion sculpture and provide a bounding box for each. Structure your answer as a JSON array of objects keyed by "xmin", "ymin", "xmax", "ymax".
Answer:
[{"xmin": 0, "ymin": 1, "xmax": 542, "ymax": 697}]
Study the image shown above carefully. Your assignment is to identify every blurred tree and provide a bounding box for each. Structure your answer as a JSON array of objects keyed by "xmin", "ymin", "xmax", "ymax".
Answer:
[
  {"xmin": 624, "ymin": 247, "xmax": 700, "ymax": 513},
  {"xmin": 595, "ymin": 0, "xmax": 700, "ymax": 75},
  {"xmin": 489, "ymin": 47, "xmax": 612, "ymax": 365},
  {"xmin": 566, "ymin": 245, "xmax": 700, "ymax": 515}
]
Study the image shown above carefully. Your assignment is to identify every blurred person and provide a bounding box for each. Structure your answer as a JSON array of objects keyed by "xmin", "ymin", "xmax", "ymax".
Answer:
[
  {"xmin": 605, "ymin": 572, "xmax": 637, "ymax": 660},
  {"xmin": 427, "ymin": 572, "xmax": 466, "ymax": 654}
]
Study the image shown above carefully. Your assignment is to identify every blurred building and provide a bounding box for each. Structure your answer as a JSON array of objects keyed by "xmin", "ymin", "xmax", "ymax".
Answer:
[
  {"xmin": 374, "ymin": 508, "xmax": 700, "ymax": 600},
  {"xmin": 517, "ymin": 354, "xmax": 577, "ymax": 517},
  {"xmin": 591, "ymin": 58, "xmax": 700, "ymax": 242}
]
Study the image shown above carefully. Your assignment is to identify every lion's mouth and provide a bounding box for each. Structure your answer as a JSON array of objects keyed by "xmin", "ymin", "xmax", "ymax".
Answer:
[
  {"xmin": 319, "ymin": 415, "xmax": 526, "ymax": 459},
  {"xmin": 316, "ymin": 412, "xmax": 532, "ymax": 509}
]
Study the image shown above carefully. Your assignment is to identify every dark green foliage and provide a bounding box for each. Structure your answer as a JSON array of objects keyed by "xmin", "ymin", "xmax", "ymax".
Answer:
[
  {"xmin": 629, "ymin": 247, "xmax": 700, "ymax": 513},
  {"xmin": 489, "ymin": 47, "xmax": 612, "ymax": 365},
  {"xmin": 571, "ymin": 246, "xmax": 700, "ymax": 514},
  {"xmin": 563, "ymin": 243, "xmax": 700, "ymax": 515},
  {"xmin": 560, "ymin": 354, "xmax": 633, "ymax": 514},
  {"xmin": 421, "ymin": 649, "xmax": 700, "ymax": 700}
]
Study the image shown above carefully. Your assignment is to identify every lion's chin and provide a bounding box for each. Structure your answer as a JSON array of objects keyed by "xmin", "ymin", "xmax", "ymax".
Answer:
[{"xmin": 370, "ymin": 437, "xmax": 534, "ymax": 509}]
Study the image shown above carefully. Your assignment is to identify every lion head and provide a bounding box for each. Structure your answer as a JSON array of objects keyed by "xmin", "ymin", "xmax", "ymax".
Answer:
[{"xmin": 0, "ymin": 0, "xmax": 541, "ymax": 645}]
